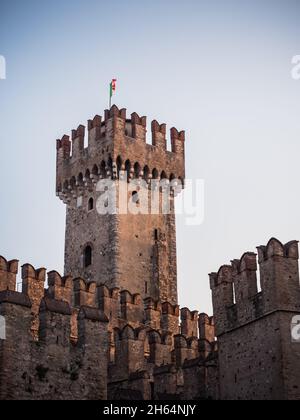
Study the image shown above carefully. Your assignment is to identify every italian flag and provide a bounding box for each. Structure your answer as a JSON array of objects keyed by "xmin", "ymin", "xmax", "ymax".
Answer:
[{"xmin": 110, "ymin": 79, "xmax": 117, "ymax": 98}]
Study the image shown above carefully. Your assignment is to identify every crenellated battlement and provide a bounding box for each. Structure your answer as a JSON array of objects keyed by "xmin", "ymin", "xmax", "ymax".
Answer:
[
  {"xmin": 7, "ymin": 234, "xmax": 300, "ymax": 400},
  {"xmin": 0, "ymin": 255, "xmax": 214, "ymax": 347},
  {"xmin": 0, "ymin": 261, "xmax": 109, "ymax": 400},
  {"xmin": 0, "ymin": 253, "xmax": 216, "ymax": 400},
  {"xmin": 180, "ymin": 308, "xmax": 199, "ymax": 338},
  {"xmin": 104, "ymin": 105, "xmax": 127, "ymax": 121},
  {"xmin": 47, "ymin": 271, "xmax": 73, "ymax": 303},
  {"xmin": 210, "ymin": 238, "xmax": 300, "ymax": 336},
  {"xmin": 73, "ymin": 278, "xmax": 97, "ymax": 307},
  {"xmin": 257, "ymin": 237, "xmax": 299, "ymax": 261},
  {"xmin": 0, "ymin": 256, "xmax": 19, "ymax": 291},
  {"xmin": 56, "ymin": 105, "xmax": 185, "ymax": 201},
  {"xmin": 0, "ymin": 254, "xmax": 216, "ymax": 402}
]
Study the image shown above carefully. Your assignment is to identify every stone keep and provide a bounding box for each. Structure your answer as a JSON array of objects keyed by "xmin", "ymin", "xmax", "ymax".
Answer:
[{"xmin": 56, "ymin": 106, "xmax": 185, "ymax": 305}]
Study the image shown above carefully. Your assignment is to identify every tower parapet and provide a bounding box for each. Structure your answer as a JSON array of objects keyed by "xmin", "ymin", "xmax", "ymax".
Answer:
[
  {"xmin": 210, "ymin": 238, "xmax": 300, "ymax": 400},
  {"xmin": 210, "ymin": 238, "xmax": 300, "ymax": 336},
  {"xmin": 0, "ymin": 257, "xmax": 19, "ymax": 292},
  {"xmin": 56, "ymin": 105, "xmax": 185, "ymax": 199},
  {"xmin": 257, "ymin": 238, "xmax": 300, "ymax": 313},
  {"xmin": 181, "ymin": 308, "xmax": 199, "ymax": 338},
  {"xmin": 47, "ymin": 271, "xmax": 73, "ymax": 303},
  {"xmin": 21, "ymin": 264, "xmax": 46, "ymax": 338}
]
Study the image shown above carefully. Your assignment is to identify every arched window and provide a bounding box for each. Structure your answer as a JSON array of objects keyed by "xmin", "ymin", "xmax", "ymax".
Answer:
[
  {"xmin": 125, "ymin": 160, "xmax": 131, "ymax": 182},
  {"xmin": 143, "ymin": 165, "xmax": 150, "ymax": 181},
  {"xmin": 88, "ymin": 197, "xmax": 94, "ymax": 211},
  {"xmin": 78, "ymin": 173, "xmax": 84, "ymax": 186},
  {"xmin": 70, "ymin": 176, "xmax": 76, "ymax": 190},
  {"xmin": 92, "ymin": 165, "xmax": 99, "ymax": 177},
  {"xmin": 152, "ymin": 168, "xmax": 159, "ymax": 180},
  {"xmin": 100, "ymin": 161, "xmax": 106, "ymax": 178},
  {"xmin": 134, "ymin": 162, "xmax": 141, "ymax": 179},
  {"xmin": 160, "ymin": 171, "xmax": 167, "ymax": 180},
  {"xmin": 116, "ymin": 156, "xmax": 122, "ymax": 178},
  {"xmin": 84, "ymin": 245, "xmax": 92, "ymax": 268}
]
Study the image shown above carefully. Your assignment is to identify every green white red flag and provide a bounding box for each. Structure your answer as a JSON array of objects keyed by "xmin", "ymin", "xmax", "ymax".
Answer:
[{"xmin": 110, "ymin": 79, "xmax": 117, "ymax": 98}]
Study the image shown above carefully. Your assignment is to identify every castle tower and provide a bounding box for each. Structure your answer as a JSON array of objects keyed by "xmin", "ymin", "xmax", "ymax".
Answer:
[
  {"xmin": 210, "ymin": 238, "xmax": 300, "ymax": 400},
  {"xmin": 56, "ymin": 105, "xmax": 185, "ymax": 305}
]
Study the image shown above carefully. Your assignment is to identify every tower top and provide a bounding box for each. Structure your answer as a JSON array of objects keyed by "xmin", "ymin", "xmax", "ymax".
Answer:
[{"xmin": 56, "ymin": 105, "xmax": 185, "ymax": 200}]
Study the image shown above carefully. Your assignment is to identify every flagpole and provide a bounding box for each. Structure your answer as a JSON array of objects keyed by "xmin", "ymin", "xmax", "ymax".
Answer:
[{"xmin": 109, "ymin": 82, "xmax": 111, "ymax": 109}]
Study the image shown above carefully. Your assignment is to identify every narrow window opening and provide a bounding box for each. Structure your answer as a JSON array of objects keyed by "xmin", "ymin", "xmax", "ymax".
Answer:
[
  {"xmin": 88, "ymin": 197, "xmax": 94, "ymax": 211},
  {"xmin": 84, "ymin": 246, "xmax": 92, "ymax": 268},
  {"xmin": 154, "ymin": 229, "xmax": 159, "ymax": 241},
  {"xmin": 125, "ymin": 160, "xmax": 131, "ymax": 182}
]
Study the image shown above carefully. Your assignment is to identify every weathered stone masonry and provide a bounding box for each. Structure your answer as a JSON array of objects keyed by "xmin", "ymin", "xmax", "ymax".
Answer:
[
  {"xmin": 0, "ymin": 262, "xmax": 109, "ymax": 400},
  {"xmin": 56, "ymin": 106, "xmax": 185, "ymax": 305},
  {"xmin": 1, "ymin": 105, "xmax": 300, "ymax": 400},
  {"xmin": 0, "ymin": 257, "xmax": 217, "ymax": 400},
  {"xmin": 210, "ymin": 238, "xmax": 300, "ymax": 400}
]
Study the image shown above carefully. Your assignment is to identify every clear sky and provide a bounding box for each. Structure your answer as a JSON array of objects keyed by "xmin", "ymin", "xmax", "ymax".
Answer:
[{"xmin": 1, "ymin": 0, "xmax": 300, "ymax": 314}]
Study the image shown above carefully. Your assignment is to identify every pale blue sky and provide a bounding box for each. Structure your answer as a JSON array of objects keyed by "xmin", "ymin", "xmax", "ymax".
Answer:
[{"xmin": 1, "ymin": 0, "xmax": 300, "ymax": 313}]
